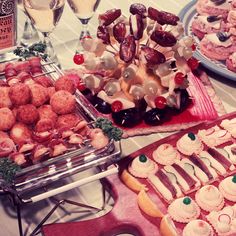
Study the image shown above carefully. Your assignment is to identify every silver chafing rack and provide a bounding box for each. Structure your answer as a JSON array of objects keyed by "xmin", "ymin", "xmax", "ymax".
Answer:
[{"xmin": 0, "ymin": 56, "xmax": 121, "ymax": 204}]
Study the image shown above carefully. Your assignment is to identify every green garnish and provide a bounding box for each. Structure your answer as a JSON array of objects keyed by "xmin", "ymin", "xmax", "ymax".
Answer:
[
  {"xmin": 0, "ymin": 158, "xmax": 21, "ymax": 183},
  {"xmin": 13, "ymin": 42, "xmax": 47, "ymax": 60},
  {"xmin": 232, "ymin": 175, "xmax": 236, "ymax": 183},
  {"xmin": 183, "ymin": 197, "xmax": 191, "ymax": 205},
  {"xmin": 188, "ymin": 132, "xmax": 196, "ymax": 141},
  {"xmin": 139, "ymin": 154, "xmax": 147, "ymax": 163},
  {"xmin": 95, "ymin": 117, "xmax": 123, "ymax": 141}
]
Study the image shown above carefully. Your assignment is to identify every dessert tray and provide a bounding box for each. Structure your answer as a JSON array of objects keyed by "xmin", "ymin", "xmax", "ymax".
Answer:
[
  {"xmin": 42, "ymin": 111, "xmax": 236, "ymax": 236},
  {"xmin": 0, "ymin": 54, "xmax": 121, "ymax": 203},
  {"xmin": 179, "ymin": 0, "xmax": 236, "ymax": 81}
]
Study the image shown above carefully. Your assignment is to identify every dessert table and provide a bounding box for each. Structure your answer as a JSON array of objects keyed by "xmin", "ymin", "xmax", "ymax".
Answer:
[{"xmin": 0, "ymin": 0, "xmax": 236, "ymax": 235}]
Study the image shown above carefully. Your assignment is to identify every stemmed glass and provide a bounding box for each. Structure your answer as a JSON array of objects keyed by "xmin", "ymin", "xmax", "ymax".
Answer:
[
  {"xmin": 17, "ymin": 0, "xmax": 40, "ymax": 46},
  {"xmin": 23, "ymin": 0, "xmax": 66, "ymax": 65},
  {"xmin": 67, "ymin": 0, "xmax": 101, "ymax": 51}
]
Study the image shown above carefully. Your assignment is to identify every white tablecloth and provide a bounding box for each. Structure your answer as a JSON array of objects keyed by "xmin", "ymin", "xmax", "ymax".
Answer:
[{"xmin": 1, "ymin": 1, "xmax": 236, "ymax": 235}]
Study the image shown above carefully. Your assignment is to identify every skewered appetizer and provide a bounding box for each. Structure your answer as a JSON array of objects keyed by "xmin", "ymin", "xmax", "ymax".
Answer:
[{"xmin": 73, "ymin": 4, "xmax": 198, "ymax": 127}]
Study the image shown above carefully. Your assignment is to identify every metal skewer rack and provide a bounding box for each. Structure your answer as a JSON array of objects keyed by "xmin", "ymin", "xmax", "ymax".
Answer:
[{"xmin": 0, "ymin": 55, "xmax": 122, "ymax": 236}]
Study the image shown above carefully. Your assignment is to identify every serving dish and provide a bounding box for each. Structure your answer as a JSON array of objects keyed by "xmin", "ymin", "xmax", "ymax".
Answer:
[
  {"xmin": 0, "ymin": 54, "xmax": 121, "ymax": 203},
  {"xmin": 42, "ymin": 111, "xmax": 236, "ymax": 236},
  {"xmin": 69, "ymin": 3, "xmax": 226, "ymax": 138},
  {"xmin": 179, "ymin": 0, "xmax": 236, "ymax": 81}
]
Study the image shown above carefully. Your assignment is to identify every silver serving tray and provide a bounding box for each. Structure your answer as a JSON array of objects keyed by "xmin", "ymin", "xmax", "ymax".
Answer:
[{"xmin": 0, "ymin": 56, "xmax": 121, "ymax": 202}]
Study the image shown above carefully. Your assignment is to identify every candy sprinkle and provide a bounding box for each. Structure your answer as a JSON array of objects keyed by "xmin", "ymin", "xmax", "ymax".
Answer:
[
  {"xmin": 183, "ymin": 197, "xmax": 191, "ymax": 205},
  {"xmin": 139, "ymin": 154, "xmax": 147, "ymax": 163},
  {"xmin": 232, "ymin": 175, "xmax": 236, "ymax": 183}
]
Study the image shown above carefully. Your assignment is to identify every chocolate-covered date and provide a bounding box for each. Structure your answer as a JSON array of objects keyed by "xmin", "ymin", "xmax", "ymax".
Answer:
[
  {"xmin": 99, "ymin": 9, "xmax": 121, "ymax": 26},
  {"xmin": 113, "ymin": 22, "xmax": 127, "ymax": 43},
  {"xmin": 97, "ymin": 25, "xmax": 110, "ymax": 44},
  {"xmin": 148, "ymin": 7, "xmax": 179, "ymax": 25},
  {"xmin": 129, "ymin": 14, "xmax": 144, "ymax": 40},
  {"xmin": 119, "ymin": 35, "xmax": 136, "ymax": 63},
  {"xmin": 150, "ymin": 30, "xmax": 177, "ymax": 47},
  {"xmin": 129, "ymin": 3, "xmax": 147, "ymax": 17},
  {"xmin": 141, "ymin": 46, "xmax": 166, "ymax": 67}
]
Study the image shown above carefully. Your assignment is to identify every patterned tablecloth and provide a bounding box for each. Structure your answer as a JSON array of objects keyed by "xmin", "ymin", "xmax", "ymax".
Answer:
[{"xmin": 1, "ymin": 1, "xmax": 235, "ymax": 235}]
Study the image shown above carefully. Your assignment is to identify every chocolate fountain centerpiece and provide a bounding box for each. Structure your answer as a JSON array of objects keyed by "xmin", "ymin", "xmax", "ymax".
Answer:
[{"xmin": 74, "ymin": 3, "xmax": 198, "ymax": 127}]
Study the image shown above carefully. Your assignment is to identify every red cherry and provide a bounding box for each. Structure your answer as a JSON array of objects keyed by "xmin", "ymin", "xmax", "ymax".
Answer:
[
  {"xmin": 73, "ymin": 53, "xmax": 84, "ymax": 65},
  {"xmin": 174, "ymin": 72, "xmax": 185, "ymax": 85},
  {"xmin": 187, "ymin": 57, "xmax": 199, "ymax": 71},
  {"xmin": 111, "ymin": 100, "xmax": 123, "ymax": 112},
  {"xmin": 82, "ymin": 35, "xmax": 92, "ymax": 40},
  {"xmin": 191, "ymin": 44, "xmax": 196, "ymax": 51},
  {"xmin": 77, "ymin": 82, "xmax": 86, "ymax": 91},
  {"xmin": 154, "ymin": 96, "xmax": 166, "ymax": 109}
]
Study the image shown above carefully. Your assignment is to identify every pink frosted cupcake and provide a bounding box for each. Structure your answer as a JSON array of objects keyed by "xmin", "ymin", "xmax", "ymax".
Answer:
[
  {"xmin": 192, "ymin": 15, "xmax": 227, "ymax": 39},
  {"xmin": 168, "ymin": 196, "xmax": 200, "ymax": 223},
  {"xmin": 152, "ymin": 144, "xmax": 180, "ymax": 166},
  {"xmin": 196, "ymin": 0, "xmax": 230, "ymax": 19},
  {"xmin": 183, "ymin": 220, "xmax": 214, "ymax": 236},
  {"xmin": 200, "ymin": 32, "xmax": 236, "ymax": 60},
  {"xmin": 195, "ymin": 185, "xmax": 224, "ymax": 212},
  {"xmin": 206, "ymin": 204, "xmax": 236, "ymax": 236},
  {"xmin": 176, "ymin": 132, "xmax": 204, "ymax": 156},
  {"xmin": 219, "ymin": 175, "xmax": 236, "ymax": 202},
  {"xmin": 128, "ymin": 154, "xmax": 158, "ymax": 178}
]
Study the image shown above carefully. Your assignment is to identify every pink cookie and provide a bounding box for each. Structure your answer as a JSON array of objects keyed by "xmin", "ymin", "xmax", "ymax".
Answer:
[
  {"xmin": 192, "ymin": 15, "xmax": 227, "ymax": 39},
  {"xmin": 196, "ymin": 0, "xmax": 231, "ymax": 19},
  {"xmin": 200, "ymin": 32, "xmax": 236, "ymax": 60}
]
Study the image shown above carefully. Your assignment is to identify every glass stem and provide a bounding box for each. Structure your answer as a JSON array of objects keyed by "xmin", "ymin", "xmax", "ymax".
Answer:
[
  {"xmin": 79, "ymin": 19, "xmax": 90, "ymax": 40},
  {"xmin": 42, "ymin": 33, "xmax": 60, "ymax": 66},
  {"xmin": 20, "ymin": 17, "xmax": 40, "ymax": 46}
]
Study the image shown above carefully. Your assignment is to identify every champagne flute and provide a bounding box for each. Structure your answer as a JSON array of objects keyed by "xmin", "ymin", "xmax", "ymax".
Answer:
[
  {"xmin": 67, "ymin": 0, "xmax": 101, "ymax": 51},
  {"xmin": 18, "ymin": 0, "xmax": 40, "ymax": 46},
  {"xmin": 23, "ymin": 0, "xmax": 65, "ymax": 65}
]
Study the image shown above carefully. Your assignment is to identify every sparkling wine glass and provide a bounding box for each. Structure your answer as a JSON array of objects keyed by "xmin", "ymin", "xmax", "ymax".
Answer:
[
  {"xmin": 23, "ymin": 0, "xmax": 65, "ymax": 65},
  {"xmin": 18, "ymin": 0, "xmax": 40, "ymax": 46},
  {"xmin": 67, "ymin": 0, "xmax": 101, "ymax": 51}
]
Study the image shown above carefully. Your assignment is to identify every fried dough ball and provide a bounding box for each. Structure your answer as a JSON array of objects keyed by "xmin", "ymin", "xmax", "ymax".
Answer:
[
  {"xmin": 35, "ymin": 118, "xmax": 54, "ymax": 132},
  {"xmin": 9, "ymin": 83, "xmax": 31, "ymax": 106},
  {"xmin": 0, "ymin": 108, "xmax": 15, "ymax": 131},
  {"xmin": 0, "ymin": 87, "xmax": 12, "ymax": 108},
  {"xmin": 29, "ymin": 84, "xmax": 49, "ymax": 107},
  {"xmin": 0, "ymin": 131, "xmax": 9, "ymax": 139},
  {"xmin": 50, "ymin": 90, "xmax": 76, "ymax": 115},
  {"xmin": 47, "ymin": 87, "xmax": 56, "ymax": 98},
  {"xmin": 56, "ymin": 114, "xmax": 80, "ymax": 129},
  {"xmin": 10, "ymin": 122, "xmax": 32, "ymax": 145},
  {"xmin": 55, "ymin": 75, "xmax": 76, "ymax": 94},
  {"xmin": 38, "ymin": 105, "xmax": 58, "ymax": 123},
  {"xmin": 17, "ymin": 104, "xmax": 39, "ymax": 125}
]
